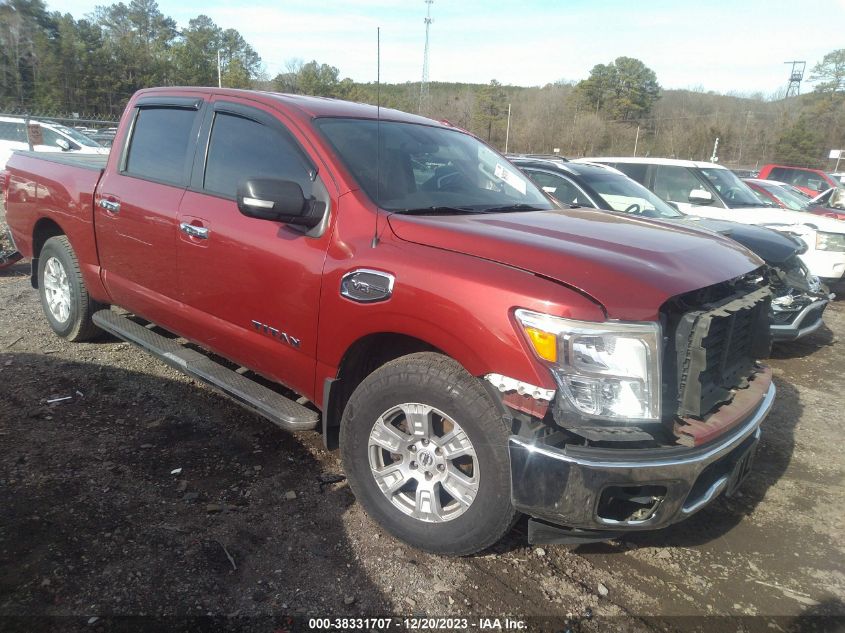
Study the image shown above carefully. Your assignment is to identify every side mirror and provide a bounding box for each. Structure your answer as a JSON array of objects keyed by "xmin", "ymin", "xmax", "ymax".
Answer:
[
  {"xmin": 237, "ymin": 178, "xmax": 323, "ymax": 228},
  {"xmin": 688, "ymin": 188, "xmax": 713, "ymax": 205},
  {"xmin": 55, "ymin": 138, "xmax": 71, "ymax": 151}
]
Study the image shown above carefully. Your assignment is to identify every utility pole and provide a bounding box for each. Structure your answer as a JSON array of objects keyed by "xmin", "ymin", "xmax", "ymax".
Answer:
[
  {"xmin": 504, "ymin": 103, "xmax": 511, "ymax": 153},
  {"xmin": 217, "ymin": 49, "xmax": 222, "ymax": 88},
  {"xmin": 418, "ymin": 0, "xmax": 433, "ymax": 114}
]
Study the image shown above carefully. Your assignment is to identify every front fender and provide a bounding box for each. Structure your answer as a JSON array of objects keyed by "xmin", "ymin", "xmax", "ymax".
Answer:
[{"xmin": 316, "ymin": 231, "xmax": 607, "ymax": 402}]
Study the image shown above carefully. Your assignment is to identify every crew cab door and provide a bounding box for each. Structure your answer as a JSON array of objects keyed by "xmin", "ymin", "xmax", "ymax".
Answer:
[
  {"xmin": 652, "ymin": 165, "xmax": 728, "ymax": 218},
  {"xmin": 95, "ymin": 96, "xmax": 204, "ymax": 322},
  {"xmin": 521, "ymin": 169, "xmax": 598, "ymax": 208},
  {"xmin": 175, "ymin": 98, "xmax": 333, "ymax": 397}
]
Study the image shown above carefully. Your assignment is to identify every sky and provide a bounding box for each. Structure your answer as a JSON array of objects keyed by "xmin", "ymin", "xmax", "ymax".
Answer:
[{"xmin": 53, "ymin": 0, "xmax": 845, "ymax": 95}]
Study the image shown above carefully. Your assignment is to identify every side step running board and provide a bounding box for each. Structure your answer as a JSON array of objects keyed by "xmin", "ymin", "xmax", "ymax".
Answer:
[{"xmin": 92, "ymin": 309, "xmax": 319, "ymax": 432}]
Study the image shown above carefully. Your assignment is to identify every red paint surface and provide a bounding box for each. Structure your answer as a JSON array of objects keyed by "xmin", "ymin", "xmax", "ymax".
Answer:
[{"xmin": 5, "ymin": 87, "xmax": 764, "ymax": 410}]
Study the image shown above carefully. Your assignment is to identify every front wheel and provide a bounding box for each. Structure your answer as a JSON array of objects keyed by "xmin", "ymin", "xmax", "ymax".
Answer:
[{"xmin": 340, "ymin": 352, "xmax": 518, "ymax": 555}]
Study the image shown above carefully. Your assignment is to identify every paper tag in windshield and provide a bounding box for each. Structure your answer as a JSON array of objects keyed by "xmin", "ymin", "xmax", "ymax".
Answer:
[{"xmin": 494, "ymin": 163, "xmax": 527, "ymax": 195}]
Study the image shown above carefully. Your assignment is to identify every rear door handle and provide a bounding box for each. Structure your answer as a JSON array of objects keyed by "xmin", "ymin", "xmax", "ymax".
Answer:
[
  {"xmin": 180, "ymin": 222, "xmax": 209, "ymax": 239},
  {"xmin": 98, "ymin": 199, "xmax": 120, "ymax": 213}
]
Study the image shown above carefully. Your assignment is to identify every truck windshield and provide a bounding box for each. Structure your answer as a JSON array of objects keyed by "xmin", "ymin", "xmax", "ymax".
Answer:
[
  {"xmin": 699, "ymin": 167, "xmax": 762, "ymax": 208},
  {"xmin": 579, "ymin": 170, "xmax": 684, "ymax": 219},
  {"xmin": 315, "ymin": 118, "xmax": 553, "ymax": 213},
  {"xmin": 757, "ymin": 182, "xmax": 813, "ymax": 211}
]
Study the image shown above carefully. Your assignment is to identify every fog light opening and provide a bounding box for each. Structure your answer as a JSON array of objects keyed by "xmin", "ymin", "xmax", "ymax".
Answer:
[{"xmin": 598, "ymin": 485, "xmax": 666, "ymax": 523}]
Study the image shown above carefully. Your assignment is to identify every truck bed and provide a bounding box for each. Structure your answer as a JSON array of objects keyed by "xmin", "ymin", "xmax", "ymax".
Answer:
[
  {"xmin": 11, "ymin": 150, "xmax": 109, "ymax": 172},
  {"xmin": 4, "ymin": 150, "xmax": 108, "ymax": 298}
]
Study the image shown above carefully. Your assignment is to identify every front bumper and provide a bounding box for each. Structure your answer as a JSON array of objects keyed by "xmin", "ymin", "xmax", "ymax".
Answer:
[
  {"xmin": 508, "ymin": 381, "xmax": 776, "ymax": 532},
  {"xmin": 770, "ymin": 299, "xmax": 828, "ymax": 342}
]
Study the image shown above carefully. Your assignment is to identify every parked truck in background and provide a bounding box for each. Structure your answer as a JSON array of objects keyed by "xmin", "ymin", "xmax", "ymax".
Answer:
[
  {"xmin": 756, "ymin": 164, "xmax": 841, "ymax": 197},
  {"xmin": 3, "ymin": 88, "xmax": 775, "ymax": 554}
]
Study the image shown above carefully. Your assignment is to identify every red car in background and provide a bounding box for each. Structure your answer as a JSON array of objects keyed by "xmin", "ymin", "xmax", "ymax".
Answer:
[
  {"xmin": 757, "ymin": 164, "xmax": 841, "ymax": 197},
  {"xmin": 744, "ymin": 178, "xmax": 845, "ymax": 221}
]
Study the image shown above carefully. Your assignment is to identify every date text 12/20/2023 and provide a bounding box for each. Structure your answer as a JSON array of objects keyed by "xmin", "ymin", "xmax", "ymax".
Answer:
[{"xmin": 307, "ymin": 617, "xmax": 527, "ymax": 630}]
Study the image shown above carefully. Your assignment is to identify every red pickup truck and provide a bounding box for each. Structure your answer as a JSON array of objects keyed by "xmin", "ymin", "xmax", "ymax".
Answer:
[{"xmin": 3, "ymin": 88, "xmax": 776, "ymax": 554}]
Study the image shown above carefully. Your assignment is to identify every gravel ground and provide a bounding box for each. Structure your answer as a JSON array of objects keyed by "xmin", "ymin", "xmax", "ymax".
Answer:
[{"xmin": 1, "ymin": 204, "xmax": 844, "ymax": 632}]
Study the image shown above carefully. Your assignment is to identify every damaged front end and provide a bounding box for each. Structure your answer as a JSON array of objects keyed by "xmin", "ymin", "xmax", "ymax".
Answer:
[
  {"xmin": 769, "ymin": 255, "xmax": 831, "ymax": 342},
  {"xmin": 503, "ymin": 271, "xmax": 778, "ymax": 540}
]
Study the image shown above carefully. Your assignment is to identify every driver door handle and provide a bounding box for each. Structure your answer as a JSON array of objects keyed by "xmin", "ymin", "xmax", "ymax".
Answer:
[
  {"xmin": 98, "ymin": 199, "xmax": 120, "ymax": 214},
  {"xmin": 180, "ymin": 222, "xmax": 209, "ymax": 239}
]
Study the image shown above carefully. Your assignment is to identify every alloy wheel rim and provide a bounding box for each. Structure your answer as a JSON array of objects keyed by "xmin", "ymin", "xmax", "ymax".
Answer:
[
  {"xmin": 43, "ymin": 256, "xmax": 72, "ymax": 324},
  {"xmin": 367, "ymin": 402, "xmax": 479, "ymax": 523}
]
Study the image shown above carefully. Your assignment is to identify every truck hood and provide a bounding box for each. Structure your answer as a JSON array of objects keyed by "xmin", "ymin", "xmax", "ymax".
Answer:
[
  {"xmin": 388, "ymin": 209, "xmax": 763, "ymax": 321},
  {"xmin": 666, "ymin": 216, "xmax": 802, "ymax": 265}
]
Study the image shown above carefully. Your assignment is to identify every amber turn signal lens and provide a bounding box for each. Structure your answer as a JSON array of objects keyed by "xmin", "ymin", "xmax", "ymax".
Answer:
[{"xmin": 524, "ymin": 327, "xmax": 557, "ymax": 363}]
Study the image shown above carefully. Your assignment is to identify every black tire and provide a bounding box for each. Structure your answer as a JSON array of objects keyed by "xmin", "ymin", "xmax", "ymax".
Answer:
[
  {"xmin": 37, "ymin": 235, "xmax": 104, "ymax": 342},
  {"xmin": 340, "ymin": 352, "xmax": 518, "ymax": 555}
]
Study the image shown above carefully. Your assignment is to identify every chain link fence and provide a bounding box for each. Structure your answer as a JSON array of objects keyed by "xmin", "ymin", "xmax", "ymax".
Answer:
[{"xmin": 0, "ymin": 107, "xmax": 120, "ymax": 129}]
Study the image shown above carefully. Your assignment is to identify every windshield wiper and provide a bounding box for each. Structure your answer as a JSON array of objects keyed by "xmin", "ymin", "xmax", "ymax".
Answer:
[
  {"xmin": 398, "ymin": 206, "xmax": 482, "ymax": 215},
  {"xmin": 479, "ymin": 203, "xmax": 545, "ymax": 213}
]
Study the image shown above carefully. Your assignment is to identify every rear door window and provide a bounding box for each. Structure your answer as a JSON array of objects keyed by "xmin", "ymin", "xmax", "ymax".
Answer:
[
  {"xmin": 124, "ymin": 107, "xmax": 198, "ymax": 185},
  {"xmin": 653, "ymin": 166, "xmax": 704, "ymax": 204},
  {"xmin": 203, "ymin": 112, "xmax": 313, "ymax": 199},
  {"xmin": 768, "ymin": 167, "xmax": 791, "ymax": 182},
  {"xmin": 791, "ymin": 171, "xmax": 826, "ymax": 192},
  {"xmin": 0, "ymin": 121, "xmax": 27, "ymax": 143},
  {"xmin": 610, "ymin": 162, "xmax": 648, "ymax": 185},
  {"xmin": 524, "ymin": 169, "xmax": 595, "ymax": 207},
  {"xmin": 39, "ymin": 127, "xmax": 75, "ymax": 150}
]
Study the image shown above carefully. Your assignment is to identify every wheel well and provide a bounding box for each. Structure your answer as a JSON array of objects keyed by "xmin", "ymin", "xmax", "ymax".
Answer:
[
  {"xmin": 322, "ymin": 333, "xmax": 439, "ymax": 449},
  {"xmin": 30, "ymin": 218, "xmax": 65, "ymax": 288}
]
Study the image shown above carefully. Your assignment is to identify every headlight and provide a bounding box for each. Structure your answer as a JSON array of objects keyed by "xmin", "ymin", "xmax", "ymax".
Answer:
[
  {"xmin": 515, "ymin": 309, "xmax": 661, "ymax": 422},
  {"xmin": 816, "ymin": 231, "xmax": 845, "ymax": 252}
]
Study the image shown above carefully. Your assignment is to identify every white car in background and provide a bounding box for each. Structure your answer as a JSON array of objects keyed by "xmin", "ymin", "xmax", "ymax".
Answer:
[
  {"xmin": 577, "ymin": 156, "xmax": 845, "ymax": 283},
  {"xmin": 0, "ymin": 115, "xmax": 109, "ymax": 170}
]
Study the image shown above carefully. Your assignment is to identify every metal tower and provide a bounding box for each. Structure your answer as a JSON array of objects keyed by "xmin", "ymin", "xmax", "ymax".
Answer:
[
  {"xmin": 784, "ymin": 61, "xmax": 806, "ymax": 98},
  {"xmin": 419, "ymin": 0, "xmax": 433, "ymax": 114}
]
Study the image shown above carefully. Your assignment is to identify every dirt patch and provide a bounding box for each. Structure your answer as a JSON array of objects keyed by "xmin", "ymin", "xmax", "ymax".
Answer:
[{"xmin": 1, "ymin": 203, "xmax": 844, "ymax": 631}]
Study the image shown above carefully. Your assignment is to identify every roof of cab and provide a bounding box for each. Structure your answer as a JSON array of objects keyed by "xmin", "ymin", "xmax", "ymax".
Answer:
[{"xmin": 133, "ymin": 86, "xmax": 446, "ymax": 127}]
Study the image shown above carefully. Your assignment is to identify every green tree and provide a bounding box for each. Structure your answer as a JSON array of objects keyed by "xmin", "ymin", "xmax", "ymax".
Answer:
[
  {"xmin": 94, "ymin": 0, "xmax": 176, "ymax": 86},
  {"xmin": 298, "ymin": 61, "xmax": 345, "ymax": 97},
  {"xmin": 773, "ymin": 115, "xmax": 824, "ymax": 166},
  {"xmin": 0, "ymin": 0, "xmax": 55, "ymax": 108},
  {"xmin": 810, "ymin": 49, "xmax": 845, "ymax": 94},
  {"xmin": 170, "ymin": 16, "xmax": 261, "ymax": 88},
  {"xmin": 576, "ymin": 63, "xmax": 616, "ymax": 114},
  {"xmin": 219, "ymin": 28, "xmax": 260, "ymax": 88},
  {"xmin": 473, "ymin": 79, "xmax": 505, "ymax": 143},
  {"xmin": 576, "ymin": 56, "xmax": 660, "ymax": 121},
  {"xmin": 171, "ymin": 15, "xmax": 221, "ymax": 86}
]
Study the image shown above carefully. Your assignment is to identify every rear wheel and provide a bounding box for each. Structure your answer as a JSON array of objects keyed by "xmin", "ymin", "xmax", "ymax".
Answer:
[
  {"xmin": 37, "ymin": 236, "xmax": 104, "ymax": 342},
  {"xmin": 340, "ymin": 352, "xmax": 517, "ymax": 555}
]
